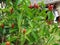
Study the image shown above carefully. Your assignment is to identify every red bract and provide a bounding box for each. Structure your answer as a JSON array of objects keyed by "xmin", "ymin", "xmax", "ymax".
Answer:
[
  {"xmin": 58, "ymin": 17, "xmax": 60, "ymax": 22},
  {"xmin": 23, "ymin": 29, "xmax": 26, "ymax": 34},
  {"xmin": 34, "ymin": 3, "xmax": 39, "ymax": 9},
  {"xmin": 11, "ymin": 23, "xmax": 14, "ymax": 28},
  {"xmin": 1, "ymin": 24, "xmax": 4, "ymax": 28},
  {"xmin": 29, "ymin": 4, "xmax": 33, "ymax": 9},
  {"xmin": 6, "ymin": 41, "xmax": 10, "ymax": 45},
  {"xmin": 48, "ymin": 4, "xmax": 54, "ymax": 11},
  {"xmin": 46, "ymin": 20, "xmax": 52, "ymax": 25},
  {"xmin": 10, "ymin": 8, "xmax": 13, "ymax": 14}
]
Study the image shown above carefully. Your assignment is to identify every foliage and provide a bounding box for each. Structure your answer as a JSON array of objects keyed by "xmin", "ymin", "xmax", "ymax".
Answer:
[{"xmin": 0, "ymin": 0, "xmax": 60, "ymax": 45}]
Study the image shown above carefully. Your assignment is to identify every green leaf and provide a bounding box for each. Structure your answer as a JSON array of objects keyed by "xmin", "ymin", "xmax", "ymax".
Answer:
[
  {"xmin": 28, "ymin": 21, "xmax": 33, "ymax": 28},
  {"xmin": 25, "ymin": 29, "xmax": 32, "ymax": 35},
  {"xmin": 47, "ymin": 35, "xmax": 54, "ymax": 44},
  {"xmin": 31, "ymin": 31, "xmax": 39, "ymax": 42}
]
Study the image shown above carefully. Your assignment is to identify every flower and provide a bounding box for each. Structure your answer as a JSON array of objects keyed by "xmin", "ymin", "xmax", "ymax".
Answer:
[{"xmin": 48, "ymin": 4, "xmax": 54, "ymax": 11}]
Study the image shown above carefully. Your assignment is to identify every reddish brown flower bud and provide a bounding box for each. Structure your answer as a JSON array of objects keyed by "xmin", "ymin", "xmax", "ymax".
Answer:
[
  {"xmin": 6, "ymin": 41, "xmax": 10, "ymax": 45},
  {"xmin": 29, "ymin": 4, "xmax": 33, "ymax": 9},
  {"xmin": 34, "ymin": 3, "xmax": 39, "ymax": 9},
  {"xmin": 23, "ymin": 29, "xmax": 26, "ymax": 34},
  {"xmin": 48, "ymin": 4, "xmax": 54, "ymax": 11},
  {"xmin": 10, "ymin": 8, "xmax": 13, "ymax": 14},
  {"xmin": 1, "ymin": 24, "xmax": 4, "ymax": 28},
  {"xmin": 11, "ymin": 23, "xmax": 14, "ymax": 28}
]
